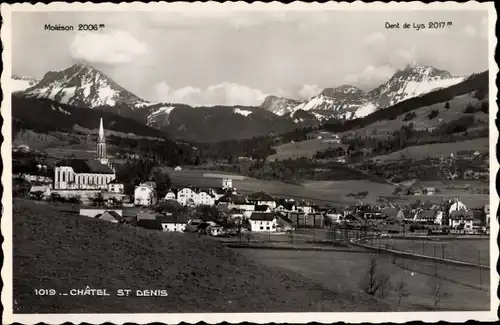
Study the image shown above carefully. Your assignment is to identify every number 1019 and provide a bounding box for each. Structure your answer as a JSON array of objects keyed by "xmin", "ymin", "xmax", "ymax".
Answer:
[{"xmin": 34, "ymin": 289, "xmax": 56, "ymax": 296}]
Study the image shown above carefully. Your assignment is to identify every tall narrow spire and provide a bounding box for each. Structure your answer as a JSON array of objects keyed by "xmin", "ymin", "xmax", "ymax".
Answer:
[
  {"xmin": 96, "ymin": 115, "xmax": 107, "ymax": 164},
  {"xmin": 98, "ymin": 114, "xmax": 105, "ymax": 142}
]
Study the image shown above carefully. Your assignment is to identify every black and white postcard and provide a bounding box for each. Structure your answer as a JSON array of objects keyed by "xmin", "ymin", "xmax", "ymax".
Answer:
[{"xmin": 1, "ymin": 2, "xmax": 498, "ymax": 324}]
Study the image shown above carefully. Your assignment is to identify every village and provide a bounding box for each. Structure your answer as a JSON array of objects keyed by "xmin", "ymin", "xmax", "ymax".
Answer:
[{"xmin": 12, "ymin": 117, "xmax": 490, "ymax": 242}]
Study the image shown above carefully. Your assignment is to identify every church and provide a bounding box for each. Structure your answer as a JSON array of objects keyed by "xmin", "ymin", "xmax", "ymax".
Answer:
[{"xmin": 54, "ymin": 117, "xmax": 116, "ymax": 190}]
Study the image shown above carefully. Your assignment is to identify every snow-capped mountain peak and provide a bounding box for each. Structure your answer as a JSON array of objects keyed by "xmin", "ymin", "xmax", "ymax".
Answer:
[
  {"xmin": 262, "ymin": 64, "xmax": 466, "ymax": 121},
  {"xmin": 368, "ymin": 64, "xmax": 465, "ymax": 107},
  {"xmin": 22, "ymin": 63, "xmax": 145, "ymax": 109},
  {"xmin": 260, "ymin": 95, "xmax": 304, "ymax": 116}
]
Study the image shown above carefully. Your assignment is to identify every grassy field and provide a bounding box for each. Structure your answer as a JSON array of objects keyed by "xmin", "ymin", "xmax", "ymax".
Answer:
[
  {"xmin": 341, "ymin": 93, "xmax": 488, "ymax": 138},
  {"xmin": 164, "ymin": 168, "xmax": 360, "ymax": 205},
  {"xmin": 268, "ymin": 139, "xmax": 347, "ymax": 161},
  {"xmin": 301, "ymin": 180, "xmax": 396, "ymax": 204},
  {"xmin": 241, "ymin": 249, "xmax": 491, "ymax": 311},
  {"xmin": 12, "ymin": 199, "xmax": 390, "ymax": 313},
  {"xmin": 379, "ymin": 238, "xmax": 490, "ymax": 266},
  {"xmin": 371, "ymin": 138, "xmax": 489, "ymax": 162}
]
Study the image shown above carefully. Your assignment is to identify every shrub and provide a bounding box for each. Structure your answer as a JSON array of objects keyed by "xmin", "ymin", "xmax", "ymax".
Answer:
[
  {"xmin": 464, "ymin": 103, "xmax": 476, "ymax": 113},
  {"xmin": 444, "ymin": 102, "xmax": 450, "ymax": 109},
  {"xmin": 403, "ymin": 112, "xmax": 417, "ymax": 121},
  {"xmin": 428, "ymin": 109, "xmax": 439, "ymax": 120}
]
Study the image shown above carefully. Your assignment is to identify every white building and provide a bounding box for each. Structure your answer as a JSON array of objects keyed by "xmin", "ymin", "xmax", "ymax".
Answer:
[
  {"xmin": 174, "ymin": 166, "xmax": 183, "ymax": 171},
  {"xmin": 158, "ymin": 214, "xmax": 187, "ymax": 232},
  {"xmin": 53, "ymin": 117, "xmax": 116, "ymax": 190},
  {"xmin": 449, "ymin": 210, "xmax": 474, "ymax": 232},
  {"xmin": 249, "ymin": 212, "xmax": 277, "ymax": 232},
  {"xmin": 164, "ymin": 190, "xmax": 177, "ymax": 201},
  {"xmin": 177, "ymin": 187, "xmax": 215, "ymax": 206},
  {"xmin": 134, "ymin": 183, "xmax": 158, "ymax": 206},
  {"xmin": 107, "ymin": 180, "xmax": 124, "ymax": 193},
  {"xmin": 29, "ymin": 185, "xmax": 51, "ymax": 200}
]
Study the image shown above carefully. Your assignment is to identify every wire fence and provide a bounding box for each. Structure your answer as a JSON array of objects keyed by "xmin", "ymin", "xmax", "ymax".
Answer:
[{"xmin": 357, "ymin": 236, "xmax": 489, "ymax": 292}]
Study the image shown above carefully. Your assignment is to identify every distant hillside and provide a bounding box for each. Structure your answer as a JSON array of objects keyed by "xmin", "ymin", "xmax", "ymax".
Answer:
[
  {"xmin": 11, "ymin": 94, "xmax": 168, "ymax": 140},
  {"xmin": 161, "ymin": 105, "xmax": 303, "ymax": 143}
]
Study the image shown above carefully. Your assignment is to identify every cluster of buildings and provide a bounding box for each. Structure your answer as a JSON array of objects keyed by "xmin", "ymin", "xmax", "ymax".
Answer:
[{"xmin": 15, "ymin": 118, "xmax": 490, "ymax": 237}]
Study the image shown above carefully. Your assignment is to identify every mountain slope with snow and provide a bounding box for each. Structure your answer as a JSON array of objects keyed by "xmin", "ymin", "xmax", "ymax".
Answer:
[
  {"xmin": 22, "ymin": 64, "xmax": 148, "ymax": 110},
  {"xmin": 368, "ymin": 65, "xmax": 465, "ymax": 108},
  {"xmin": 260, "ymin": 95, "xmax": 304, "ymax": 116},
  {"xmin": 263, "ymin": 65, "xmax": 467, "ymax": 121}
]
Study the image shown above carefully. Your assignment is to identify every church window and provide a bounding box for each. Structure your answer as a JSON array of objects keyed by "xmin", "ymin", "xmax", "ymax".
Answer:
[{"xmin": 62, "ymin": 172, "xmax": 65, "ymax": 182}]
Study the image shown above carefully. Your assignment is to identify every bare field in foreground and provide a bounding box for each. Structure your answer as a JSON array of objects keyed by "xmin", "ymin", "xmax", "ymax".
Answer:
[
  {"xmin": 241, "ymin": 249, "xmax": 491, "ymax": 311},
  {"xmin": 13, "ymin": 199, "xmax": 389, "ymax": 313},
  {"xmin": 380, "ymin": 238, "xmax": 490, "ymax": 265}
]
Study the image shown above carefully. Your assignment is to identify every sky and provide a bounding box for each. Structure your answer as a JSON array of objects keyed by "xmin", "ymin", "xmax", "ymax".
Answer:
[{"xmin": 11, "ymin": 9, "xmax": 489, "ymax": 106}]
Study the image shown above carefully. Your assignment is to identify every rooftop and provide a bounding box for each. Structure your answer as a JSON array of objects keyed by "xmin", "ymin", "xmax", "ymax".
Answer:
[{"xmin": 57, "ymin": 159, "xmax": 115, "ymax": 174}]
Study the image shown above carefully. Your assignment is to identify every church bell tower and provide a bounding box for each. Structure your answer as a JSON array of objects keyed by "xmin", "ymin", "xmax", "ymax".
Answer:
[{"xmin": 97, "ymin": 116, "xmax": 108, "ymax": 165}]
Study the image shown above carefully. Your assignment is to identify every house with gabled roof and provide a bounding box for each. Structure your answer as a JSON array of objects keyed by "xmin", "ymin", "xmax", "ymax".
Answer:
[
  {"xmin": 157, "ymin": 213, "xmax": 189, "ymax": 232},
  {"xmin": 247, "ymin": 191, "xmax": 276, "ymax": 209},
  {"xmin": 134, "ymin": 182, "xmax": 158, "ymax": 206},
  {"xmin": 249, "ymin": 212, "xmax": 278, "ymax": 232},
  {"xmin": 164, "ymin": 188, "xmax": 178, "ymax": 201},
  {"xmin": 95, "ymin": 210, "xmax": 125, "ymax": 224},
  {"xmin": 381, "ymin": 207, "xmax": 405, "ymax": 222},
  {"xmin": 275, "ymin": 198, "xmax": 297, "ymax": 212},
  {"xmin": 177, "ymin": 187, "xmax": 215, "ymax": 206},
  {"xmin": 449, "ymin": 210, "xmax": 474, "ymax": 232}
]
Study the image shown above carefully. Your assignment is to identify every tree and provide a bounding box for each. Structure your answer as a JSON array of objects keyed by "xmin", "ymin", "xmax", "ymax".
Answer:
[
  {"xmin": 394, "ymin": 275, "xmax": 410, "ymax": 306},
  {"xmin": 93, "ymin": 192, "xmax": 105, "ymax": 207},
  {"xmin": 427, "ymin": 266, "xmax": 451, "ymax": 310},
  {"xmin": 444, "ymin": 102, "xmax": 450, "ymax": 109},
  {"xmin": 153, "ymin": 170, "xmax": 171, "ymax": 198},
  {"xmin": 360, "ymin": 256, "xmax": 391, "ymax": 297},
  {"xmin": 428, "ymin": 109, "xmax": 439, "ymax": 120},
  {"xmin": 194, "ymin": 156, "xmax": 201, "ymax": 165},
  {"xmin": 464, "ymin": 103, "xmax": 476, "ymax": 113}
]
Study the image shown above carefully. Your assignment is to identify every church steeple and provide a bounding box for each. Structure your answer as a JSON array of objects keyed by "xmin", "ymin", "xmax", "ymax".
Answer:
[{"xmin": 96, "ymin": 114, "xmax": 108, "ymax": 164}]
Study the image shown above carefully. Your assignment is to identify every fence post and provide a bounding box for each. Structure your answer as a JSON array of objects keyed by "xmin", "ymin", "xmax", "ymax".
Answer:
[
  {"xmin": 441, "ymin": 244, "xmax": 445, "ymax": 260},
  {"xmin": 478, "ymin": 250, "xmax": 482, "ymax": 291}
]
